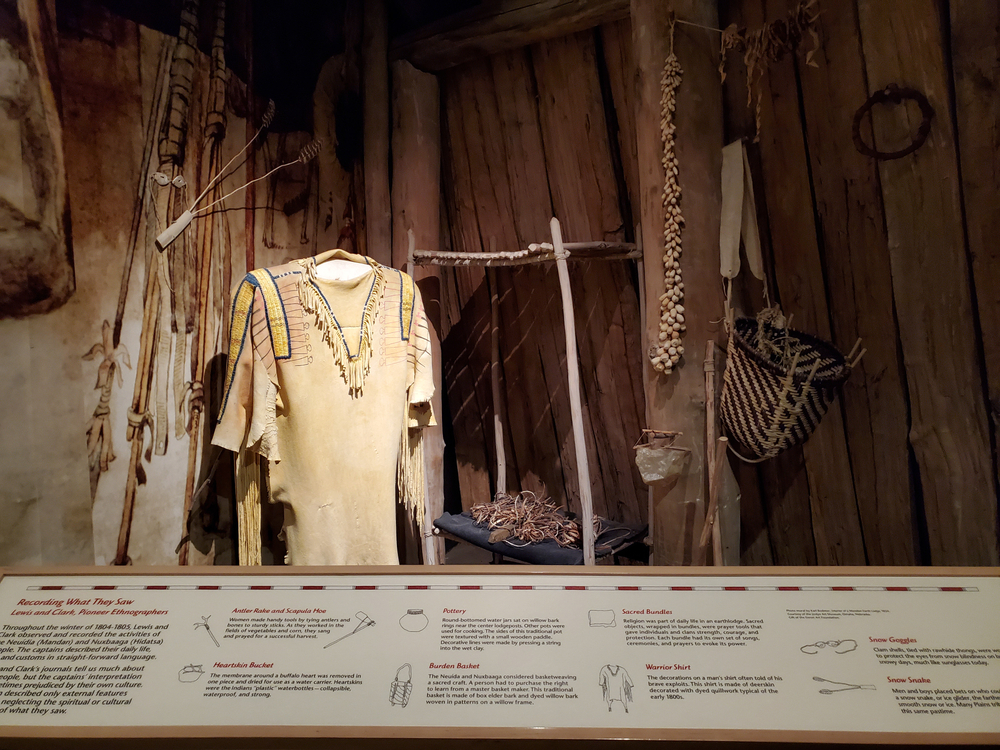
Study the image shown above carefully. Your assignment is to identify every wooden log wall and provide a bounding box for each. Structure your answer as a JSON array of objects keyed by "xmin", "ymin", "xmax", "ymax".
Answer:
[
  {"xmin": 438, "ymin": 27, "xmax": 648, "ymax": 534},
  {"xmin": 722, "ymin": 0, "xmax": 1000, "ymax": 566}
]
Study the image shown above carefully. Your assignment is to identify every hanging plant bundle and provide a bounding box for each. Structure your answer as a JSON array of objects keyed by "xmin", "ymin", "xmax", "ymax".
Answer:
[
  {"xmin": 720, "ymin": 315, "xmax": 851, "ymax": 462},
  {"xmin": 719, "ymin": 0, "xmax": 821, "ymax": 140}
]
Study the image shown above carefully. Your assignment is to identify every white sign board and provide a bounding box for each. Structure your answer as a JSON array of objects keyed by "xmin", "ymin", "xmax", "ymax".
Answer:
[{"xmin": 0, "ymin": 568, "xmax": 997, "ymax": 743}]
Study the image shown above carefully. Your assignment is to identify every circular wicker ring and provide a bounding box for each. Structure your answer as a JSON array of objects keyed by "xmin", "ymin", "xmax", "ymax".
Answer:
[{"xmin": 852, "ymin": 84, "xmax": 934, "ymax": 160}]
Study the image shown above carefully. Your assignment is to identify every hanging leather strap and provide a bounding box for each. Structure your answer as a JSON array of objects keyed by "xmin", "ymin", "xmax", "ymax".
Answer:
[{"xmin": 719, "ymin": 140, "xmax": 767, "ymax": 332}]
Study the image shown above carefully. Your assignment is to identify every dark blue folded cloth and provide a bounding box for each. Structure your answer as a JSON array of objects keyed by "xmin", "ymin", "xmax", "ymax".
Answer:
[{"xmin": 433, "ymin": 511, "xmax": 646, "ymax": 565}]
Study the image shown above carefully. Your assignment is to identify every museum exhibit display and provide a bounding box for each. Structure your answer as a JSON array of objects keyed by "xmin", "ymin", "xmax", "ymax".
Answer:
[{"xmin": 0, "ymin": 0, "xmax": 997, "ymax": 745}]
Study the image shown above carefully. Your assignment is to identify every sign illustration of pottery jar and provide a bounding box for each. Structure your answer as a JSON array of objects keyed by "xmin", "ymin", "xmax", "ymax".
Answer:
[{"xmin": 399, "ymin": 608, "xmax": 428, "ymax": 632}]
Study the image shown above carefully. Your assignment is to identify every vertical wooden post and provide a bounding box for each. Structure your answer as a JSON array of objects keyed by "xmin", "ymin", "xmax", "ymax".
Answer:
[
  {"xmin": 243, "ymin": 0, "xmax": 255, "ymax": 274},
  {"xmin": 631, "ymin": 0, "xmax": 724, "ymax": 564},
  {"xmin": 551, "ymin": 218, "xmax": 596, "ymax": 566},
  {"xmin": 364, "ymin": 0, "xmax": 392, "ymax": 266},
  {"xmin": 391, "ymin": 60, "xmax": 444, "ymax": 565}
]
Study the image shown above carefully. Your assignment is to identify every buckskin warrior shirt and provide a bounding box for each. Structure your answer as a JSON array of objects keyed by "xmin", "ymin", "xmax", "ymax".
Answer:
[{"xmin": 214, "ymin": 249, "xmax": 434, "ymax": 564}]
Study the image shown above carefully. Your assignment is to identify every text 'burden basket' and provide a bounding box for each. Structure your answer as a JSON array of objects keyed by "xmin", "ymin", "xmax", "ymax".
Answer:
[{"xmin": 721, "ymin": 317, "xmax": 850, "ymax": 461}]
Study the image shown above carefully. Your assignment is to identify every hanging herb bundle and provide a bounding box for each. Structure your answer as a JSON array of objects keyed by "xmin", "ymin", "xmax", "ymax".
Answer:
[
  {"xmin": 720, "ymin": 0, "xmax": 821, "ymax": 140},
  {"xmin": 752, "ymin": 306, "xmax": 794, "ymax": 370}
]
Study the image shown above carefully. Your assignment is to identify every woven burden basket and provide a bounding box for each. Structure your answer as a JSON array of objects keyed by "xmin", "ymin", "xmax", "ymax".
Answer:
[{"xmin": 721, "ymin": 317, "xmax": 850, "ymax": 461}]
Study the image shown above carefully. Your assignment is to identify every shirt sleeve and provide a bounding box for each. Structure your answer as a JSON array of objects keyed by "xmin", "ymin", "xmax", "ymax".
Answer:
[
  {"xmin": 406, "ymin": 280, "xmax": 436, "ymax": 428},
  {"xmin": 212, "ymin": 276, "xmax": 281, "ymax": 460},
  {"xmin": 212, "ymin": 276, "xmax": 258, "ymax": 454}
]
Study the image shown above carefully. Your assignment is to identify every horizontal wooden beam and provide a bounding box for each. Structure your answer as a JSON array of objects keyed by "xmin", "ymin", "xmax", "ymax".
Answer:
[
  {"xmin": 390, "ymin": 0, "xmax": 628, "ymax": 71},
  {"xmin": 412, "ymin": 241, "xmax": 639, "ymax": 266}
]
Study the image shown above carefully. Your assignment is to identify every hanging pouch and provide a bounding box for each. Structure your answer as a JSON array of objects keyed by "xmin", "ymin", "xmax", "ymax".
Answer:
[{"xmin": 389, "ymin": 663, "xmax": 412, "ymax": 707}]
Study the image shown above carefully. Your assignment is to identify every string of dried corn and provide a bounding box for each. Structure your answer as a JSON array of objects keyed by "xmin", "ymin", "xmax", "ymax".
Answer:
[
  {"xmin": 649, "ymin": 19, "xmax": 686, "ymax": 375},
  {"xmin": 719, "ymin": 0, "xmax": 821, "ymax": 141}
]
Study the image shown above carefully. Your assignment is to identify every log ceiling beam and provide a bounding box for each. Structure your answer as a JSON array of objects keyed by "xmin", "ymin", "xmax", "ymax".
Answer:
[{"xmin": 390, "ymin": 0, "xmax": 628, "ymax": 71}]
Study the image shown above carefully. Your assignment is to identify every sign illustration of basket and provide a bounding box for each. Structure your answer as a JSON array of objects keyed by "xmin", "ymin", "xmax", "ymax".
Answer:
[
  {"xmin": 389, "ymin": 663, "xmax": 413, "ymax": 707},
  {"xmin": 721, "ymin": 317, "xmax": 850, "ymax": 461}
]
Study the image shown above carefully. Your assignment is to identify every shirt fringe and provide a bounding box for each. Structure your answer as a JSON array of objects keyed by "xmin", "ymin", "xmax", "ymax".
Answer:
[
  {"xmin": 236, "ymin": 448, "xmax": 262, "ymax": 566},
  {"xmin": 296, "ymin": 257, "xmax": 386, "ymax": 395},
  {"xmin": 398, "ymin": 423, "xmax": 425, "ymax": 534}
]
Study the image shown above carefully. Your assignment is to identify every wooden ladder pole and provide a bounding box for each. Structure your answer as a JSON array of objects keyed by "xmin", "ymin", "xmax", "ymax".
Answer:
[
  {"xmin": 704, "ymin": 340, "xmax": 723, "ymax": 565},
  {"xmin": 551, "ymin": 217, "xmax": 596, "ymax": 566},
  {"xmin": 699, "ymin": 436, "xmax": 728, "ymax": 552},
  {"xmin": 489, "ymin": 258, "xmax": 506, "ymax": 567},
  {"xmin": 695, "ymin": 340, "xmax": 717, "ymax": 566},
  {"xmin": 489, "ymin": 248, "xmax": 507, "ymax": 496},
  {"xmin": 636, "ymin": 228, "xmax": 654, "ymax": 551}
]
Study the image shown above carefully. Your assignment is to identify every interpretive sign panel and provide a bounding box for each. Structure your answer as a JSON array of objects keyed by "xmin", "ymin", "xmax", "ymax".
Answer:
[{"xmin": 0, "ymin": 567, "xmax": 996, "ymax": 744}]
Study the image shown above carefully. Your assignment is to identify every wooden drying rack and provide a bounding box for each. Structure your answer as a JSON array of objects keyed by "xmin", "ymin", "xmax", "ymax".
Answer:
[{"xmin": 408, "ymin": 217, "xmax": 641, "ymax": 566}]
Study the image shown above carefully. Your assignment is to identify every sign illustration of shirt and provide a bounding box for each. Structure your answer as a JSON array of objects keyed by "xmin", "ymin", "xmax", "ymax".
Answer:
[
  {"xmin": 599, "ymin": 664, "xmax": 633, "ymax": 712},
  {"xmin": 213, "ymin": 249, "xmax": 434, "ymax": 565}
]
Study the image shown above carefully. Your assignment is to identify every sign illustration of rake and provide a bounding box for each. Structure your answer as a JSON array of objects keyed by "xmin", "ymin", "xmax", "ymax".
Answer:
[{"xmin": 324, "ymin": 611, "xmax": 375, "ymax": 649}]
